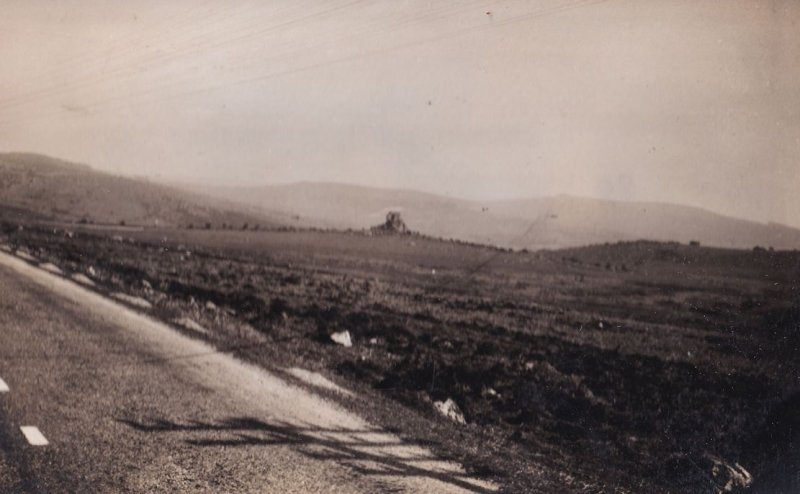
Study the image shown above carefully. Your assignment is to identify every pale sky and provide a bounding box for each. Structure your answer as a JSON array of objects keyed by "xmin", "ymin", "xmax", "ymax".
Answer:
[{"xmin": 1, "ymin": 0, "xmax": 798, "ymax": 227}]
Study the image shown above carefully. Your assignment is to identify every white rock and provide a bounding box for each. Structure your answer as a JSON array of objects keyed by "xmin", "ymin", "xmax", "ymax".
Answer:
[
  {"xmin": 330, "ymin": 330, "xmax": 353, "ymax": 347},
  {"xmin": 433, "ymin": 398, "xmax": 466, "ymax": 424},
  {"xmin": 705, "ymin": 454, "xmax": 752, "ymax": 493},
  {"xmin": 205, "ymin": 301, "xmax": 217, "ymax": 311},
  {"xmin": 88, "ymin": 266, "xmax": 97, "ymax": 277}
]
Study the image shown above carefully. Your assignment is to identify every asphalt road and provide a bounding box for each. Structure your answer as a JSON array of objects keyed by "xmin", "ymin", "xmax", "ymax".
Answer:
[{"xmin": 0, "ymin": 252, "xmax": 495, "ymax": 493}]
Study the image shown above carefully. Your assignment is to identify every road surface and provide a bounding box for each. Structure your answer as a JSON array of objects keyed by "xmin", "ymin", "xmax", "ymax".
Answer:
[{"xmin": 0, "ymin": 251, "xmax": 495, "ymax": 493}]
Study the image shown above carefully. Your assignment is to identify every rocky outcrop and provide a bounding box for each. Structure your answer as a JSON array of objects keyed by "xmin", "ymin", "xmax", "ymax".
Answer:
[{"xmin": 371, "ymin": 211, "xmax": 409, "ymax": 235}]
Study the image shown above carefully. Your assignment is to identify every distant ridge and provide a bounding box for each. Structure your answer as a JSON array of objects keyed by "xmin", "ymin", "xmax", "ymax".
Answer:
[
  {"xmin": 0, "ymin": 153, "xmax": 284, "ymax": 228},
  {"xmin": 3, "ymin": 153, "xmax": 799, "ymax": 251},
  {"xmin": 0, "ymin": 152, "xmax": 93, "ymax": 171},
  {"xmin": 196, "ymin": 182, "xmax": 800, "ymax": 251}
]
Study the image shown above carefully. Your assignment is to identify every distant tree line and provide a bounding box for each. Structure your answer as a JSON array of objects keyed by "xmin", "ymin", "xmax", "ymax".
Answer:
[{"xmin": 185, "ymin": 222, "xmax": 261, "ymax": 231}]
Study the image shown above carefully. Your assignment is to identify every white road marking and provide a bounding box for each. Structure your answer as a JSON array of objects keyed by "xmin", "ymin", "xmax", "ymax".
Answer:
[
  {"xmin": 20, "ymin": 426, "xmax": 49, "ymax": 446},
  {"xmin": 286, "ymin": 367, "xmax": 353, "ymax": 396},
  {"xmin": 0, "ymin": 377, "xmax": 8, "ymax": 392}
]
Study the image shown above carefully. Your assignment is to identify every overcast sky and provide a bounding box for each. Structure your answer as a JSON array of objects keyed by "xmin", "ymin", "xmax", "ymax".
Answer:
[{"xmin": 1, "ymin": 0, "xmax": 798, "ymax": 227}]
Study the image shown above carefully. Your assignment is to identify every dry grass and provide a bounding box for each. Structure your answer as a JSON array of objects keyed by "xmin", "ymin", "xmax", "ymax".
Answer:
[{"xmin": 3, "ymin": 223, "xmax": 798, "ymax": 493}]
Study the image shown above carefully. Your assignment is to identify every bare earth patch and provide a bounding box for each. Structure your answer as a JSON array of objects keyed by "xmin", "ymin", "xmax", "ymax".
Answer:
[
  {"xmin": 111, "ymin": 292, "xmax": 153, "ymax": 309},
  {"xmin": 15, "ymin": 250, "xmax": 36, "ymax": 262},
  {"xmin": 39, "ymin": 262, "xmax": 63, "ymax": 275},
  {"xmin": 70, "ymin": 273, "xmax": 96, "ymax": 286},
  {"xmin": 172, "ymin": 317, "xmax": 209, "ymax": 335}
]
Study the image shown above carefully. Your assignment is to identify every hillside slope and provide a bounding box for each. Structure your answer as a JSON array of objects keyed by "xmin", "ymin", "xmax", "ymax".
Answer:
[
  {"xmin": 199, "ymin": 182, "xmax": 800, "ymax": 250},
  {"xmin": 0, "ymin": 153, "xmax": 285, "ymax": 228},
  {"xmin": 5, "ymin": 153, "xmax": 797, "ymax": 250}
]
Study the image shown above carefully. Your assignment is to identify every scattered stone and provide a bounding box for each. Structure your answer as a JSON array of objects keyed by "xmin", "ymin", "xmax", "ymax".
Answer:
[
  {"xmin": 88, "ymin": 266, "xmax": 97, "ymax": 277},
  {"xmin": 142, "ymin": 279, "xmax": 152, "ymax": 289},
  {"xmin": 369, "ymin": 337, "xmax": 378, "ymax": 345},
  {"xmin": 172, "ymin": 317, "xmax": 209, "ymax": 335},
  {"xmin": 39, "ymin": 263, "xmax": 63, "ymax": 275},
  {"xmin": 704, "ymin": 454, "xmax": 752, "ymax": 493},
  {"xmin": 71, "ymin": 273, "xmax": 95, "ymax": 287},
  {"xmin": 205, "ymin": 301, "xmax": 217, "ymax": 311},
  {"xmin": 330, "ymin": 330, "xmax": 353, "ymax": 347},
  {"xmin": 111, "ymin": 292, "xmax": 152, "ymax": 309},
  {"xmin": 433, "ymin": 398, "xmax": 466, "ymax": 424}
]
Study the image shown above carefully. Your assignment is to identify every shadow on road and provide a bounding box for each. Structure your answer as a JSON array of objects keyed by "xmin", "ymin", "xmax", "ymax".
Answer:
[{"xmin": 118, "ymin": 416, "xmax": 496, "ymax": 493}]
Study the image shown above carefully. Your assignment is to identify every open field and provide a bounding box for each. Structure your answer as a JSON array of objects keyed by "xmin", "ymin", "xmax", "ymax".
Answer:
[{"xmin": 2, "ymin": 222, "xmax": 798, "ymax": 492}]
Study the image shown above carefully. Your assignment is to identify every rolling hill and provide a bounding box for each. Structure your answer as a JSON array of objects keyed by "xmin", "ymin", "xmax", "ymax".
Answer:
[
  {"xmin": 0, "ymin": 153, "xmax": 286, "ymax": 228},
  {"xmin": 198, "ymin": 182, "xmax": 800, "ymax": 251},
  {"xmin": 3, "ymin": 153, "xmax": 798, "ymax": 251}
]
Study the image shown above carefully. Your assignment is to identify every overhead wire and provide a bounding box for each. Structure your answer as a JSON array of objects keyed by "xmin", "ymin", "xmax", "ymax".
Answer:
[
  {"xmin": 0, "ymin": 0, "xmax": 361, "ymax": 111},
  {"xmin": 0, "ymin": 0, "xmax": 487, "ymax": 117},
  {"xmin": 0, "ymin": 0, "xmax": 612, "ymax": 134},
  {"xmin": 0, "ymin": 0, "xmax": 239, "ymax": 107}
]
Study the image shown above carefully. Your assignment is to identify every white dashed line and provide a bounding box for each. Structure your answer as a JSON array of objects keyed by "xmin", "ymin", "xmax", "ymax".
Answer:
[
  {"xmin": 20, "ymin": 426, "xmax": 49, "ymax": 446},
  {"xmin": 0, "ymin": 377, "xmax": 8, "ymax": 392}
]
